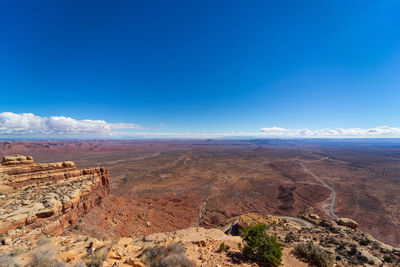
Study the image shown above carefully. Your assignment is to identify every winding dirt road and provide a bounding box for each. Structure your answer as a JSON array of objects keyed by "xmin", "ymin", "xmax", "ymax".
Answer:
[{"xmin": 300, "ymin": 162, "xmax": 338, "ymax": 219}]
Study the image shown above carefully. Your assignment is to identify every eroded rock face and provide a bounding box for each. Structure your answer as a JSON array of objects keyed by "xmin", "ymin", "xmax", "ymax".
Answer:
[{"xmin": 0, "ymin": 156, "xmax": 110, "ymax": 246}]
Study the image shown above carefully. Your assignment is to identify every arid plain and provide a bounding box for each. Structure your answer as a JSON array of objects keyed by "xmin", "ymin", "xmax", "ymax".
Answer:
[{"xmin": 1, "ymin": 139, "xmax": 399, "ymax": 247}]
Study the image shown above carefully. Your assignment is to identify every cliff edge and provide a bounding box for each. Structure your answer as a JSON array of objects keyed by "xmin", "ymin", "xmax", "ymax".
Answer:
[{"xmin": 0, "ymin": 155, "xmax": 110, "ymax": 247}]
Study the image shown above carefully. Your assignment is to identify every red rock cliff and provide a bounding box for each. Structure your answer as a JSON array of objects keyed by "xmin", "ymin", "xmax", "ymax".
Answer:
[{"xmin": 0, "ymin": 155, "xmax": 110, "ymax": 245}]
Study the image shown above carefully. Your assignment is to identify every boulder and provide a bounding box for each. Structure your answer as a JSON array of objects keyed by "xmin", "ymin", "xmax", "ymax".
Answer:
[
  {"xmin": 301, "ymin": 213, "xmax": 322, "ymax": 224},
  {"xmin": 336, "ymin": 218, "xmax": 358, "ymax": 229},
  {"xmin": 63, "ymin": 161, "xmax": 76, "ymax": 168}
]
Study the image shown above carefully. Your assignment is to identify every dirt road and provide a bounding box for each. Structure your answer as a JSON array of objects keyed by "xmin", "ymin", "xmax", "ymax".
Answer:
[{"xmin": 300, "ymin": 162, "xmax": 338, "ymax": 219}]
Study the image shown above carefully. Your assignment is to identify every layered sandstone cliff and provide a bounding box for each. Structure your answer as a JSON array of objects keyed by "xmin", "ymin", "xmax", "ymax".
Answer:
[{"xmin": 0, "ymin": 155, "xmax": 110, "ymax": 247}]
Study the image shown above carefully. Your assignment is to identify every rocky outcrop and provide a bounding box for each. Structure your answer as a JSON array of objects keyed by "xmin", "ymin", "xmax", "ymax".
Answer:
[
  {"xmin": 336, "ymin": 217, "xmax": 359, "ymax": 229},
  {"xmin": 224, "ymin": 212, "xmax": 400, "ymax": 266},
  {"xmin": 1, "ymin": 211, "xmax": 400, "ymax": 266},
  {"xmin": 0, "ymin": 227, "xmax": 307, "ymax": 267},
  {"xmin": 223, "ymin": 212, "xmax": 283, "ymax": 236},
  {"xmin": 0, "ymin": 156, "xmax": 110, "ymax": 246},
  {"xmin": 1, "ymin": 155, "xmax": 34, "ymax": 166}
]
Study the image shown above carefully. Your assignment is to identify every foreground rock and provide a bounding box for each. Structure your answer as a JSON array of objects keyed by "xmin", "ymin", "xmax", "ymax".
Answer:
[
  {"xmin": 336, "ymin": 217, "xmax": 359, "ymax": 229},
  {"xmin": 0, "ymin": 226, "xmax": 308, "ymax": 267},
  {"xmin": 1, "ymin": 210, "xmax": 400, "ymax": 266},
  {"xmin": 223, "ymin": 213, "xmax": 400, "ymax": 266}
]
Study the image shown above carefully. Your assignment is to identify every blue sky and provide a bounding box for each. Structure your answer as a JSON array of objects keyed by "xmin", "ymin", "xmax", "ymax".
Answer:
[{"xmin": 1, "ymin": 0, "xmax": 400, "ymax": 138}]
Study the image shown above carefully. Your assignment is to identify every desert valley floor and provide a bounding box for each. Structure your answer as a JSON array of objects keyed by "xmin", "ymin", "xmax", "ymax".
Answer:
[{"xmin": 1, "ymin": 139, "xmax": 400, "ymax": 248}]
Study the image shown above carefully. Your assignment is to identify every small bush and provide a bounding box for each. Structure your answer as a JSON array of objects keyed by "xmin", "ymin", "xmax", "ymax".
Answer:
[
  {"xmin": 327, "ymin": 236, "xmax": 339, "ymax": 245},
  {"xmin": 239, "ymin": 223, "xmax": 283, "ymax": 267},
  {"xmin": 158, "ymin": 254, "xmax": 195, "ymax": 267},
  {"xmin": 284, "ymin": 232, "xmax": 295, "ymax": 243},
  {"xmin": 356, "ymin": 253, "xmax": 369, "ymax": 264},
  {"xmin": 29, "ymin": 239, "xmax": 56, "ymax": 267},
  {"xmin": 336, "ymin": 242, "xmax": 346, "ymax": 251},
  {"xmin": 348, "ymin": 244, "xmax": 358, "ymax": 256},
  {"xmin": 293, "ymin": 242, "xmax": 332, "ymax": 267},
  {"xmin": 217, "ymin": 242, "xmax": 230, "ymax": 253},
  {"xmin": 143, "ymin": 242, "xmax": 195, "ymax": 267},
  {"xmin": 26, "ymin": 238, "xmax": 68, "ymax": 267},
  {"xmin": 11, "ymin": 246, "xmax": 27, "ymax": 256},
  {"xmin": 73, "ymin": 262, "xmax": 86, "ymax": 267},
  {"xmin": 383, "ymin": 255, "xmax": 393, "ymax": 263},
  {"xmin": 0, "ymin": 253, "xmax": 18, "ymax": 267},
  {"xmin": 87, "ymin": 246, "xmax": 109, "ymax": 267},
  {"xmin": 359, "ymin": 238, "xmax": 371, "ymax": 246}
]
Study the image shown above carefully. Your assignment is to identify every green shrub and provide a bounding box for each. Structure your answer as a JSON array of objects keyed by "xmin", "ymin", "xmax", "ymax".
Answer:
[
  {"xmin": 336, "ymin": 242, "xmax": 346, "ymax": 251},
  {"xmin": 348, "ymin": 244, "xmax": 358, "ymax": 256},
  {"xmin": 356, "ymin": 253, "xmax": 369, "ymax": 264},
  {"xmin": 284, "ymin": 232, "xmax": 295, "ymax": 243},
  {"xmin": 293, "ymin": 242, "xmax": 332, "ymax": 267},
  {"xmin": 217, "ymin": 242, "xmax": 230, "ymax": 253},
  {"xmin": 239, "ymin": 223, "xmax": 283, "ymax": 267},
  {"xmin": 383, "ymin": 255, "xmax": 393, "ymax": 263},
  {"xmin": 359, "ymin": 238, "xmax": 371, "ymax": 246}
]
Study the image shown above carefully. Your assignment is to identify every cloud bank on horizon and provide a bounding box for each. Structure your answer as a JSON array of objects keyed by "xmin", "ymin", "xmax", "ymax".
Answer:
[
  {"xmin": 259, "ymin": 126, "xmax": 400, "ymax": 138},
  {"xmin": 0, "ymin": 112, "xmax": 143, "ymax": 138},
  {"xmin": 1, "ymin": 112, "xmax": 400, "ymax": 139}
]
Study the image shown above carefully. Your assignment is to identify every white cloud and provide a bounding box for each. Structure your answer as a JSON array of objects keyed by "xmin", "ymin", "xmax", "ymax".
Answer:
[
  {"xmin": 259, "ymin": 126, "xmax": 400, "ymax": 138},
  {"xmin": 112, "ymin": 126, "xmax": 400, "ymax": 139},
  {"xmin": 0, "ymin": 112, "xmax": 143, "ymax": 137},
  {"xmin": 1, "ymin": 112, "xmax": 399, "ymax": 139}
]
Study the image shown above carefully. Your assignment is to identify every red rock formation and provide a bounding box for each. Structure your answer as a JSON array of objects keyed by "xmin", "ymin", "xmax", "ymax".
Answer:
[{"xmin": 0, "ymin": 155, "xmax": 110, "ymax": 245}]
